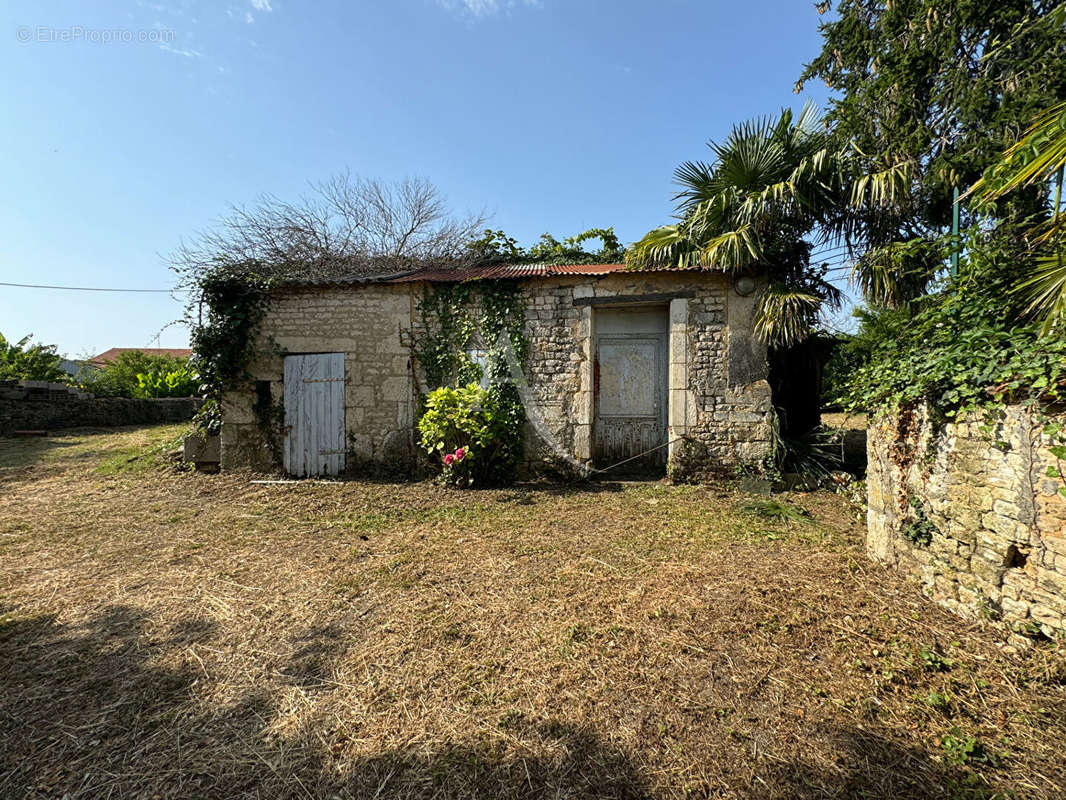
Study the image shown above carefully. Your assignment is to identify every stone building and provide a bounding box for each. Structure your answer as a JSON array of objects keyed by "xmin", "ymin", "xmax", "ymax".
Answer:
[{"xmin": 219, "ymin": 264, "xmax": 775, "ymax": 479}]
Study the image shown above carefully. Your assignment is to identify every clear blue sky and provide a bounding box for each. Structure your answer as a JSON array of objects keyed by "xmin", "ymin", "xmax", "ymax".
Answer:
[{"xmin": 2, "ymin": 0, "xmax": 841, "ymax": 357}]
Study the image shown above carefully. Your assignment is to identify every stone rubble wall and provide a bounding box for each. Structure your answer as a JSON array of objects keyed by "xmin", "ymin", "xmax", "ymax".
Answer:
[
  {"xmin": 517, "ymin": 272, "xmax": 773, "ymax": 478},
  {"xmin": 220, "ymin": 273, "xmax": 774, "ymax": 477},
  {"xmin": 678, "ymin": 283, "xmax": 774, "ymax": 476},
  {"xmin": 867, "ymin": 403, "xmax": 1066, "ymax": 638},
  {"xmin": 0, "ymin": 390, "xmax": 198, "ymax": 435}
]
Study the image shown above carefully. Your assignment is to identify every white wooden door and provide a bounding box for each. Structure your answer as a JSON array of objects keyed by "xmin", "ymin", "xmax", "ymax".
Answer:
[{"xmin": 283, "ymin": 353, "xmax": 345, "ymax": 477}]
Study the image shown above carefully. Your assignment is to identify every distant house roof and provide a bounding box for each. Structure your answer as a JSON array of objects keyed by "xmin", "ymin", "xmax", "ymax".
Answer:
[{"xmin": 89, "ymin": 348, "xmax": 193, "ymax": 368}]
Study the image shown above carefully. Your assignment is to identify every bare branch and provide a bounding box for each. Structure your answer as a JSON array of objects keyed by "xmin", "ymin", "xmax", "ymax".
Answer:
[{"xmin": 170, "ymin": 173, "xmax": 488, "ymax": 291}]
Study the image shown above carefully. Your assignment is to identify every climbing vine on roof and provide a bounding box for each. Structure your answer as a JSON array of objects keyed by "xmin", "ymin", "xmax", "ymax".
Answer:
[{"xmin": 467, "ymin": 227, "xmax": 625, "ymax": 265}]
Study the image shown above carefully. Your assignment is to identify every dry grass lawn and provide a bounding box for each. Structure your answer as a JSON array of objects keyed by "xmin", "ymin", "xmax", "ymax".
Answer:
[{"xmin": 1, "ymin": 425, "xmax": 1064, "ymax": 799}]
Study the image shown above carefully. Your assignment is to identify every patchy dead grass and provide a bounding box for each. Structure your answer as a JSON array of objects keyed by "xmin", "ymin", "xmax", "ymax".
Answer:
[
  {"xmin": 0, "ymin": 425, "xmax": 1064, "ymax": 799},
  {"xmin": 821, "ymin": 412, "xmax": 869, "ymax": 431}
]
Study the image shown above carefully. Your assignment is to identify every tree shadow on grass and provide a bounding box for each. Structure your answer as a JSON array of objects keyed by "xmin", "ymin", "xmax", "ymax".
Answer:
[
  {"xmin": 0, "ymin": 434, "xmax": 84, "ymax": 472},
  {"xmin": 762, "ymin": 724, "xmax": 1008, "ymax": 800},
  {"xmin": 0, "ymin": 604, "xmax": 650, "ymax": 799},
  {"xmin": 0, "ymin": 425, "xmax": 181, "ymax": 474},
  {"xmin": 1, "ymin": 603, "xmax": 1034, "ymax": 799}
]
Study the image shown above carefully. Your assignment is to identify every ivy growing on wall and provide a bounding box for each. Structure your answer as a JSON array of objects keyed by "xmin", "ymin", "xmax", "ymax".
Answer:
[
  {"xmin": 835, "ymin": 230, "xmax": 1066, "ymax": 500},
  {"xmin": 414, "ymin": 281, "xmax": 530, "ymax": 389},
  {"xmin": 413, "ymin": 280, "xmax": 530, "ymax": 480},
  {"xmin": 186, "ymin": 265, "xmax": 273, "ymax": 434},
  {"xmin": 414, "ymin": 283, "xmax": 477, "ymax": 389}
]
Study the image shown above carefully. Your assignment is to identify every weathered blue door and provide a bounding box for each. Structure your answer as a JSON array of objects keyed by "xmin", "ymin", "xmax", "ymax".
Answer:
[{"xmin": 283, "ymin": 353, "xmax": 345, "ymax": 477}]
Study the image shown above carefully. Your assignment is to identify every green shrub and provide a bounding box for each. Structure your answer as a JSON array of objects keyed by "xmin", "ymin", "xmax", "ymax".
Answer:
[
  {"xmin": 134, "ymin": 364, "xmax": 198, "ymax": 398},
  {"xmin": 417, "ymin": 383, "xmax": 522, "ymax": 487},
  {"xmin": 80, "ymin": 351, "xmax": 196, "ymax": 398},
  {"xmin": 836, "ymin": 230, "xmax": 1066, "ymax": 418}
]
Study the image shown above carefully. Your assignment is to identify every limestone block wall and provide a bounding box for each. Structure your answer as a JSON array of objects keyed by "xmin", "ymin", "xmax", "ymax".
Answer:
[
  {"xmin": 517, "ymin": 280, "xmax": 588, "ymax": 471},
  {"xmin": 220, "ymin": 284, "xmax": 416, "ymax": 471},
  {"xmin": 680, "ymin": 287, "xmax": 774, "ymax": 472},
  {"xmin": 867, "ymin": 403, "xmax": 1066, "ymax": 638}
]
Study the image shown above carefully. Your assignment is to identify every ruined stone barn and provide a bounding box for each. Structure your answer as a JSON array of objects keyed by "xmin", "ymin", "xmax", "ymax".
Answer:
[{"xmin": 219, "ymin": 264, "xmax": 775, "ymax": 478}]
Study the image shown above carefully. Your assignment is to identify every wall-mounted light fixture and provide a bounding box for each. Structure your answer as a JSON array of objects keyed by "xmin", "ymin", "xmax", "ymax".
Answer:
[{"xmin": 734, "ymin": 275, "xmax": 756, "ymax": 297}]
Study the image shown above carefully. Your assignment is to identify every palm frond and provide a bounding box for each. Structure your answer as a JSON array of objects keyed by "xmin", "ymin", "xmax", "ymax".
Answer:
[
  {"xmin": 754, "ymin": 285, "xmax": 823, "ymax": 348},
  {"xmin": 968, "ymin": 101, "xmax": 1066, "ymax": 201},
  {"xmin": 849, "ymin": 239, "xmax": 941, "ymax": 308},
  {"xmin": 792, "ymin": 100, "xmax": 823, "ymax": 138},
  {"xmin": 626, "ymin": 225, "xmax": 696, "ymax": 269},
  {"xmin": 715, "ymin": 135, "xmax": 789, "ymax": 194},
  {"xmin": 967, "ymin": 102, "xmax": 1066, "ymax": 332},
  {"xmin": 697, "ymin": 225, "xmax": 762, "ymax": 271},
  {"xmin": 673, "ymin": 161, "xmax": 719, "ymax": 208},
  {"xmin": 1017, "ymin": 249, "xmax": 1066, "ymax": 335},
  {"xmin": 850, "ymin": 160, "xmax": 914, "ymax": 208},
  {"xmin": 630, "ymin": 102, "xmax": 847, "ymax": 335},
  {"xmin": 684, "ymin": 192, "xmax": 738, "ymax": 239}
]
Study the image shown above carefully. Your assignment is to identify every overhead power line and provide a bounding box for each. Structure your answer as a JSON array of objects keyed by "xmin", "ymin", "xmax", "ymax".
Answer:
[{"xmin": 0, "ymin": 281, "xmax": 187, "ymax": 293}]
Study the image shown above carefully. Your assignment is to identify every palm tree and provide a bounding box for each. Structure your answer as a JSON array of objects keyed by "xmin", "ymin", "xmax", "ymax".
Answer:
[
  {"xmin": 970, "ymin": 100, "xmax": 1066, "ymax": 333},
  {"xmin": 627, "ymin": 105, "xmax": 848, "ymax": 347}
]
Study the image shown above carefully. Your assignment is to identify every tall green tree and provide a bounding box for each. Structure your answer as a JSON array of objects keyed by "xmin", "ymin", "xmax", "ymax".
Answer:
[
  {"xmin": 627, "ymin": 105, "xmax": 845, "ymax": 346},
  {"xmin": 798, "ymin": 0, "xmax": 1066, "ymax": 304}
]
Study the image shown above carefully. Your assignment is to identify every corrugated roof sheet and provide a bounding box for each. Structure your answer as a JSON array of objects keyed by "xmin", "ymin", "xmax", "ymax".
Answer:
[
  {"xmin": 279, "ymin": 270, "xmax": 417, "ymax": 287},
  {"xmin": 387, "ymin": 263, "xmax": 629, "ymax": 283}
]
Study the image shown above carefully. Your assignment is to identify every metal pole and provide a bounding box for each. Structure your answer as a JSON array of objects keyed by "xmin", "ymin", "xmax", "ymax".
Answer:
[{"xmin": 951, "ymin": 185, "xmax": 960, "ymax": 278}]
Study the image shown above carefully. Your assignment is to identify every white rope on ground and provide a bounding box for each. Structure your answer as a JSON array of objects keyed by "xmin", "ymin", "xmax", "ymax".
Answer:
[{"xmin": 589, "ymin": 437, "xmax": 684, "ymax": 476}]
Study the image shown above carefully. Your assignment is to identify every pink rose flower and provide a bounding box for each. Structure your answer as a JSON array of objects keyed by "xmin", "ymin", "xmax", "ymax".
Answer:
[
  {"xmin": 443, "ymin": 453, "xmax": 455, "ymax": 466},
  {"xmin": 454, "ymin": 448, "xmax": 466, "ymax": 461}
]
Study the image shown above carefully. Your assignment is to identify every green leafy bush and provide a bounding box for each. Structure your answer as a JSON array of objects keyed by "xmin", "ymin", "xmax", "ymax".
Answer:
[
  {"xmin": 417, "ymin": 383, "xmax": 522, "ymax": 487},
  {"xmin": 821, "ymin": 307, "xmax": 912, "ymax": 408},
  {"xmin": 468, "ymin": 227, "xmax": 624, "ymax": 265},
  {"xmin": 0, "ymin": 332, "xmax": 66, "ymax": 382},
  {"xmin": 836, "ymin": 231, "xmax": 1066, "ymax": 418},
  {"xmin": 134, "ymin": 363, "xmax": 198, "ymax": 398},
  {"xmin": 80, "ymin": 351, "xmax": 196, "ymax": 399}
]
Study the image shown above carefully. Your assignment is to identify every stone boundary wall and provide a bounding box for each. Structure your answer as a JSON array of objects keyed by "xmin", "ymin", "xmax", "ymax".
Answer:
[
  {"xmin": 867, "ymin": 403, "xmax": 1066, "ymax": 638},
  {"xmin": 0, "ymin": 395, "xmax": 199, "ymax": 435}
]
